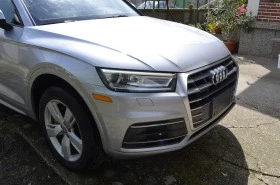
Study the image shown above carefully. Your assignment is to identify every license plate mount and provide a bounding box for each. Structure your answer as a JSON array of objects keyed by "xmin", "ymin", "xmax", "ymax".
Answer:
[{"xmin": 212, "ymin": 87, "xmax": 234, "ymax": 117}]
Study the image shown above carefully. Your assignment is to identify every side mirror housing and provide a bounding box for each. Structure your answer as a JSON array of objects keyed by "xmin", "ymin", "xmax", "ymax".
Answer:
[{"xmin": 0, "ymin": 10, "xmax": 13, "ymax": 31}]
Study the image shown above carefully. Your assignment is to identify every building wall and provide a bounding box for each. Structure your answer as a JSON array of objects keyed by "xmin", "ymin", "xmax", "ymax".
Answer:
[
  {"xmin": 239, "ymin": 0, "xmax": 280, "ymax": 58},
  {"xmin": 257, "ymin": 0, "xmax": 280, "ymax": 22},
  {"xmin": 247, "ymin": 0, "xmax": 260, "ymax": 16}
]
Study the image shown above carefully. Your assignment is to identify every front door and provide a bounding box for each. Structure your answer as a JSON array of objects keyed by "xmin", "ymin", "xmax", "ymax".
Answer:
[{"xmin": 0, "ymin": 0, "xmax": 25, "ymax": 113}]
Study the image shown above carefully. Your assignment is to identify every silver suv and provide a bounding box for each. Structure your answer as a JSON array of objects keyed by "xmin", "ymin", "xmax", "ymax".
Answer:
[{"xmin": 0, "ymin": 0, "xmax": 238, "ymax": 170}]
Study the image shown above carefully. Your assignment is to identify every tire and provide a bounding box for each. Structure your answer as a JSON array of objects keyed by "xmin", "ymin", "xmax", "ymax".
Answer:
[{"xmin": 39, "ymin": 86, "xmax": 103, "ymax": 170}]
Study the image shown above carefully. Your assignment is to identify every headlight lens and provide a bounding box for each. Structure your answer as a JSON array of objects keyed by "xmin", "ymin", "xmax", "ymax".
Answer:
[{"xmin": 97, "ymin": 69, "xmax": 177, "ymax": 92}]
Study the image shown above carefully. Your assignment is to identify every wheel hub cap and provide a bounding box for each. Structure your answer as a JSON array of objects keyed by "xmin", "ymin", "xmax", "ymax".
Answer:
[{"xmin": 44, "ymin": 100, "xmax": 83, "ymax": 162}]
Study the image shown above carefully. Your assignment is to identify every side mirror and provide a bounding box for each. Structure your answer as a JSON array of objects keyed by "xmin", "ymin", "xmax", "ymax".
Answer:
[{"xmin": 0, "ymin": 10, "xmax": 13, "ymax": 31}]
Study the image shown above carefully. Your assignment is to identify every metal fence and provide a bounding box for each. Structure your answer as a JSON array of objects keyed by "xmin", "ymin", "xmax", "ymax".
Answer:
[
  {"xmin": 129, "ymin": 0, "xmax": 212, "ymax": 8},
  {"xmin": 129, "ymin": 0, "xmax": 221, "ymax": 24},
  {"xmin": 138, "ymin": 8, "xmax": 208, "ymax": 24}
]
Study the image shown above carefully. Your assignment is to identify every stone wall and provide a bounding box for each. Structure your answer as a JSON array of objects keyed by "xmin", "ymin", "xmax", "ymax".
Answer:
[{"xmin": 239, "ymin": 22, "xmax": 280, "ymax": 58}]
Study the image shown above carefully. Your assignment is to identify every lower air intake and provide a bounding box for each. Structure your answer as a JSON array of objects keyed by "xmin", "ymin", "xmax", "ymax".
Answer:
[{"xmin": 122, "ymin": 118, "xmax": 187, "ymax": 149}]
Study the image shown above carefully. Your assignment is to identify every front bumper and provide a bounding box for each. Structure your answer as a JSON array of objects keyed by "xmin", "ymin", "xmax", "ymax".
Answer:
[
  {"xmin": 87, "ymin": 56, "xmax": 238, "ymax": 158},
  {"xmin": 109, "ymin": 102, "xmax": 235, "ymax": 158}
]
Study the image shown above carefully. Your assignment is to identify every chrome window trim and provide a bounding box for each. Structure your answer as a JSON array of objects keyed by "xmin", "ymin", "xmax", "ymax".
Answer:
[{"xmin": 18, "ymin": 0, "xmax": 36, "ymax": 26}]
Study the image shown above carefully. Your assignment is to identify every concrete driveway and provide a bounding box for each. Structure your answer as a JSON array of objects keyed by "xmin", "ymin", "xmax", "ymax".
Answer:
[{"xmin": 0, "ymin": 55, "xmax": 279, "ymax": 185}]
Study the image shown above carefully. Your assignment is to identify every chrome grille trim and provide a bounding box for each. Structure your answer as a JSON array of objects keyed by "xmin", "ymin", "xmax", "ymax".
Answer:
[
  {"xmin": 186, "ymin": 56, "xmax": 238, "ymax": 130},
  {"xmin": 188, "ymin": 76, "xmax": 237, "ymax": 103},
  {"xmin": 123, "ymin": 135, "xmax": 187, "ymax": 144},
  {"xmin": 130, "ymin": 120, "xmax": 185, "ymax": 129}
]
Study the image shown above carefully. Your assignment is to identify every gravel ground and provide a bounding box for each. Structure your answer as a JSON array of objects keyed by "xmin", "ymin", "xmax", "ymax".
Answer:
[{"xmin": 0, "ymin": 111, "xmax": 66, "ymax": 185}]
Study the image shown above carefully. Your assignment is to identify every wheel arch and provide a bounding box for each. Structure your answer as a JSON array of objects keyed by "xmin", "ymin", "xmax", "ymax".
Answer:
[{"xmin": 28, "ymin": 68, "xmax": 107, "ymax": 152}]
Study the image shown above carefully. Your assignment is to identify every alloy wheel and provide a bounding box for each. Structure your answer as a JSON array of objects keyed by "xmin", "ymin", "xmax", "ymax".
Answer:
[{"xmin": 44, "ymin": 100, "xmax": 83, "ymax": 162}]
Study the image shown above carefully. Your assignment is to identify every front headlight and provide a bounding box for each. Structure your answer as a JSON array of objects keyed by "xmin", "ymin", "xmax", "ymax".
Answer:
[{"xmin": 97, "ymin": 68, "xmax": 177, "ymax": 92}]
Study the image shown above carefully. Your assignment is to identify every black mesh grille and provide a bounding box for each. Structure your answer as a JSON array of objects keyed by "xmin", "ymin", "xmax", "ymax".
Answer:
[{"xmin": 187, "ymin": 57, "xmax": 238, "ymax": 128}]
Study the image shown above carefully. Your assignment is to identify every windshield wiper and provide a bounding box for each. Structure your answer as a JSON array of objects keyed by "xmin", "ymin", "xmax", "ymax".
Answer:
[
  {"xmin": 64, "ymin": 20, "xmax": 77, "ymax": 23},
  {"xmin": 102, "ymin": 14, "xmax": 129, "ymax": 19},
  {"xmin": 53, "ymin": 15, "xmax": 129, "ymax": 24}
]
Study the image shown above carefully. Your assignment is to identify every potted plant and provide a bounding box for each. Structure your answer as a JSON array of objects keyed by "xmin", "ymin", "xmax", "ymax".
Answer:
[
  {"xmin": 207, "ymin": 22, "xmax": 217, "ymax": 34},
  {"xmin": 207, "ymin": 0, "xmax": 255, "ymax": 53},
  {"xmin": 206, "ymin": 10, "xmax": 222, "ymax": 34}
]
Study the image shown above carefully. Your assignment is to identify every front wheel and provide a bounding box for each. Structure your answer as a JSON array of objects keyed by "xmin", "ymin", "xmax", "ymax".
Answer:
[{"xmin": 39, "ymin": 86, "xmax": 103, "ymax": 170}]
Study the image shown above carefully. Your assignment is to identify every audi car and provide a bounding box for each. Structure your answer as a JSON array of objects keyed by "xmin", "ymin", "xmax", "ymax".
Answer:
[{"xmin": 0, "ymin": 0, "xmax": 238, "ymax": 170}]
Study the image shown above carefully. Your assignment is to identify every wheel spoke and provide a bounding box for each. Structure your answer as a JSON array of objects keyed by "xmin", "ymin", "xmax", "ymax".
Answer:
[
  {"xmin": 61, "ymin": 135, "xmax": 71, "ymax": 160},
  {"xmin": 64, "ymin": 108, "xmax": 75, "ymax": 128},
  {"xmin": 69, "ymin": 132, "xmax": 83, "ymax": 154},
  {"xmin": 46, "ymin": 102, "xmax": 64, "ymax": 125},
  {"xmin": 46, "ymin": 124, "xmax": 63, "ymax": 137}
]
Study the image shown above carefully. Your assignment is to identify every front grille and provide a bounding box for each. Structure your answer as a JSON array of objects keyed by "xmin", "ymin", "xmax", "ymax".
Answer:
[
  {"xmin": 122, "ymin": 118, "xmax": 187, "ymax": 149},
  {"xmin": 188, "ymin": 103, "xmax": 235, "ymax": 141},
  {"xmin": 187, "ymin": 57, "xmax": 238, "ymax": 129}
]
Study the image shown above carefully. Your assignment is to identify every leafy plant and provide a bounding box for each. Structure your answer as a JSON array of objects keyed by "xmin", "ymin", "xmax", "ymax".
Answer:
[
  {"xmin": 207, "ymin": 22, "xmax": 217, "ymax": 33},
  {"xmin": 207, "ymin": 0, "xmax": 255, "ymax": 42}
]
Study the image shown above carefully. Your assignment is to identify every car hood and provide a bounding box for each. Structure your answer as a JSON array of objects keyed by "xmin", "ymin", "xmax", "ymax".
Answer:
[{"xmin": 23, "ymin": 16, "xmax": 230, "ymax": 72}]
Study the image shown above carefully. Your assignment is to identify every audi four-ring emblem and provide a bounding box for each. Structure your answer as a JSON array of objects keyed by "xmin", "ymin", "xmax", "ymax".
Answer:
[{"xmin": 210, "ymin": 66, "xmax": 228, "ymax": 85}]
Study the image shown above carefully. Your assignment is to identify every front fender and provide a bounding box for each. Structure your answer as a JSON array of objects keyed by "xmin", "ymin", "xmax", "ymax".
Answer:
[{"xmin": 23, "ymin": 47, "xmax": 109, "ymax": 153}]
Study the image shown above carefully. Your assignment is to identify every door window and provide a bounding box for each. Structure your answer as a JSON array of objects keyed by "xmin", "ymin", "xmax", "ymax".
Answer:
[{"xmin": 0, "ymin": 0, "xmax": 21, "ymax": 25}]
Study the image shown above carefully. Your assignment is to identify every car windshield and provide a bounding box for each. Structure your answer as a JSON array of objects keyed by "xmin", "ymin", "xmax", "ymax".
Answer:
[{"xmin": 22, "ymin": 0, "xmax": 139, "ymax": 25}]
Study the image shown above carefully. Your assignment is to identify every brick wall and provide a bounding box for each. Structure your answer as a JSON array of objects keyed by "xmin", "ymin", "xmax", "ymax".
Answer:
[{"xmin": 257, "ymin": 0, "xmax": 280, "ymax": 22}]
